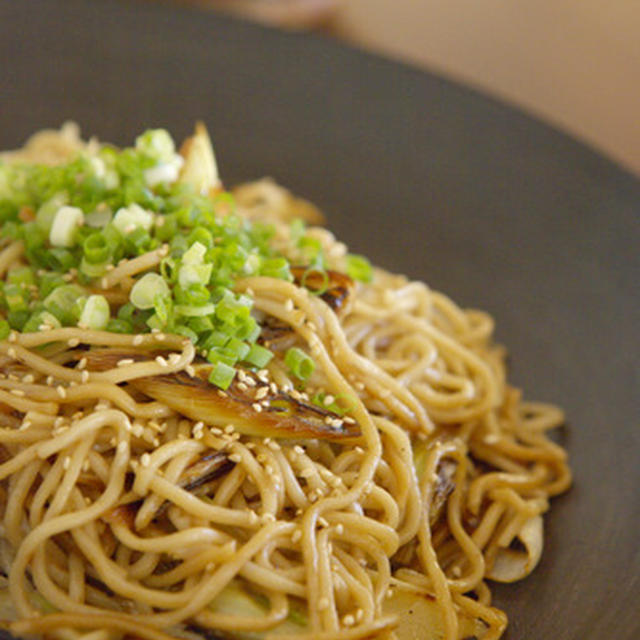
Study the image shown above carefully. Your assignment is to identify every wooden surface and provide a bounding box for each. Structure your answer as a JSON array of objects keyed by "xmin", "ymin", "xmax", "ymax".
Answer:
[{"xmin": 0, "ymin": 1, "xmax": 639, "ymax": 638}]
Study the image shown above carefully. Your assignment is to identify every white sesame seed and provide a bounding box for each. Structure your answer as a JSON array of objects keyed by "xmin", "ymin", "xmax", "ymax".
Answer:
[
  {"xmin": 299, "ymin": 467, "xmax": 315, "ymax": 479},
  {"xmin": 185, "ymin": 365, "xmax": 195, "ymax": 377},
  {"xmin": 318, "ymin": 517, "xmax": 329, "ymax": 528},
  {"xmin": 155, "ymin": 356, "xmax": 168, "ymax": 367},
  {"xmin": 255, "ymin": 386, "xmax": 269, "ymax": 400},
  {"xmin": 56, "ymin": 386, "xmax": 67, "ymax": 399},
  {"xmin": 67, "ymin": 338, "xmax": 80, "ymax": 347},
  {"xmin": 343, "ymin": 614, "xmax": 355, "ymax": 627},
  {"xmin": 317, "ymin": 597, "xmax": 329, "ymax": 611},
  {"xmin": 140, "ymin": 453, "xmax": 151, "ymax": 467},
  {"xmin": 133, "ymin": 334, "xmax": 144, "ymax": 346},
  {"xmin": 284, "ymin": 299, "xmax": 294, "ymax": 312},
  {"xmin": 10, "ymin": 389, "xmax": 25, "ymax": 397},
  {"xmin": 335, "ymin": 524, "xmax": 344, "ymax": 535},
  {"xmin": 229, "ymin": 454, "xmax": 242, "ymax": 463},
  {"xmin": 252, "ymin": 403, "xmax": 263, "ymax": 413},
  {"xmin": 7, "ymin": 347, "xmax": 17, "ymax": 359},
  {"xmin": 237, "ymin": 382, "xmax": 248, "ymax": 392},
  {"xmin": 62, "ymin": 456, "xmax": 71, "ymax": 470},
  {"xmin": 117, "ymin": 358, "xmax": 135, "ymax": 367}
]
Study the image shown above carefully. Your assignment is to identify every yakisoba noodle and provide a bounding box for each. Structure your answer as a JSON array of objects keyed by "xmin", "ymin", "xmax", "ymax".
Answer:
[{"xmin": 0, "ymin": 124, "xmax": 570, "ymax": 640}]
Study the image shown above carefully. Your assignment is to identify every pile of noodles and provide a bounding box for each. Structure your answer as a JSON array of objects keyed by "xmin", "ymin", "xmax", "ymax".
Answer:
[{"xmin": 0, "ymin": 125, "xmax": 570, "ymax": 640}]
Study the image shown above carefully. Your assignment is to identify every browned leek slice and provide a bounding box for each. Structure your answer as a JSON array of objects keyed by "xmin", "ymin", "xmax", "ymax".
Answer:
[
  {"xmin": 83, "ymin": 350, "xmax": 361, "ymax": 441},
  {"xmin": 290, "ymin": 266, "xmax": 354, "ymax": 315}
]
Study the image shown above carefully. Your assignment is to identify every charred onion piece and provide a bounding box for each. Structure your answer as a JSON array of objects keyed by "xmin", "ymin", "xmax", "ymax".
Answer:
[
  {"xmin": 106, "ymin": 450, "xmax": 233, "ymax": 527},
  {"xmin": 429, "ymin": 460, "xmax": 457, "ymax": 525},
  {"xmin": 290, "ymin": 266, "xmax": 354, "ymax": 315},
  {"xmin": 83, "ymin": 350, "xmax": 361, "ymax": 441}
]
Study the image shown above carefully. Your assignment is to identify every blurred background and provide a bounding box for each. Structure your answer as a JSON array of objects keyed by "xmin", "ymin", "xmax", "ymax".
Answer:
[{"xmin": 187, "ymin": 0, "xmax": 640, "ymax": 177}]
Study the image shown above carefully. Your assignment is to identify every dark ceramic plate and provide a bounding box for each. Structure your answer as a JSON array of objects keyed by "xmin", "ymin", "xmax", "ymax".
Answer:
[{"xmin": 0, "ymin": 0, "xmax": 639, "ymax": 638}]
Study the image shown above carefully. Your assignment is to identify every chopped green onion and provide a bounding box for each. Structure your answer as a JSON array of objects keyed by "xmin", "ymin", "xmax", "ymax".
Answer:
[
  {"xmin": 188, "ymin": 226, "xmax": 214, "ymax": 249},
  {"xmin": 260, "ymin": 257, "xmax": 291, "ymax": 280},
  {"xmin": 174, "ymin": 324, "xmax": 198, "ymax": 343},
  {"xmin": 0, "ymin": 319, "xmax": 11, "ymax": 340},
  {"xmin": 46, "ymin": 248, "xmax": 76, "ymax": 272},
  {"xmin": 174, "ymin": 302, "xmax": 216, "ymax": 317},
  {"xmin": 79, "ymin": 295, "xmax": 110, "ymax": 330},
  {"xmin": 225, "ymin": 337, "xmax": 250, "ymax": 362},
  {"xmin": 7, "ymin": 266, "xmax": 35, "ymax": 287},
  {"xmin": 301, "ymin": 267, "xmax": 329, "ymax": 296},
  {"xmin": 35, "ymin": 193, "xmax": 68, "ymax": 234},
  {"xmin": 84, "ymin": 206, "xmax": 113, "ymax": 228},
  {"xmin": 44, "ymin": 284, "xmax": 86, "ymax": 325},
  {"xmin": 188, "ymin": 316, "xmax": 214, "ymax": 334},
  {"xmin": 4, "ymin": 284, "xmax": 29, "ymax": 312},
  {"xmin": 289, "ymin": 218, "xmax": 306, "ymax": 244},
  {"xmin": 178, "ymin": 263, "xmax": 212, "ymax": 288},
  {"xmin": 38, "ymin": 273, "xmax": 66, "ymax": 299},
  {"xmin": 208, "ymin": 361, "xmax": 236, "ymax": 390},
  {"xmin": 49, "ymin": 206, "xmax": 84, "ymax": 248},
  {"xmin": 285, "ymin": 347, "xmax": 315, "ymax": 381},
  {"xmin": 79, "ymin": 256, "xmax": 108, "ymax": 279},
  {"xmin": 346, "ymin": 254, "xmax": 373, "ymax": 283},
  {"xmin": 135, "ymin": 129, "xmax": 176, "ymax": 164},
  {"xmin": 182, "ymin": 241, "xmax": 207, "ymax": 265},
  {"xmin": 200, "ymin": 331, "xmax": 228, "ymax": 351},
  {"xmin": 23, "ymin": 310, "xmax": 61, "ymax": 333},
  {"xmin": 106, "ymin": 318, "xmax": 132, "ymax": 333},
  {"xmin": 130, "ymin": 273, "xmax": 170, "ymax": 310},
  {"xmin": 83, "ymin": 232, "xmax": 111, "ymax": 264},
  {"xmin": 113, "ymin": 203, "xmax": 154, "ymax": 235},
  {"xmin": 175, "ymin": 283, "xmax": 210, "ymax": 307},
  {"xmin": 244, "ymin": 343, "xmax": 273, "ymax": 368},
  {"xmin": 7, "ymin": 310, "xmax": 29, "ymax": 331}
]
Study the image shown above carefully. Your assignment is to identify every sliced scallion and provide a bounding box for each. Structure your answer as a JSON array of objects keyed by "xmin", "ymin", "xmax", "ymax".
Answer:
[
  {"xmin": 130, "ymin": 273, "xmax": 170, "ymax": 310},
  {"xmin": 79, "ymin": 295, "xmax": 110, "ymax": 330},
  {"xmin": 285, "ymin": 347, "xmax": 315, "ymax": 381}
]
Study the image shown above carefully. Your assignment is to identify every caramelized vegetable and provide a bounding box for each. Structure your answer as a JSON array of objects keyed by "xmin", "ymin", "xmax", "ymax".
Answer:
[
  {"xmin": 83, "ymin": 350, "xmax": 361, "ymax": 441},
  {"xmin": 106, "ymin": 451, "xmax": 233, "ymax": 527},
  {"xmin": 290, "ymin": 266, "xmax": 354, "ymax": 315}
]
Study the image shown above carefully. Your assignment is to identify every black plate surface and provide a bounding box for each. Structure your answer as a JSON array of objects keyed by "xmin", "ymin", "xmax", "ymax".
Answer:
[{"xmin": 1, "ymin": 1, "xmax": 639, "ymax": 638}]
